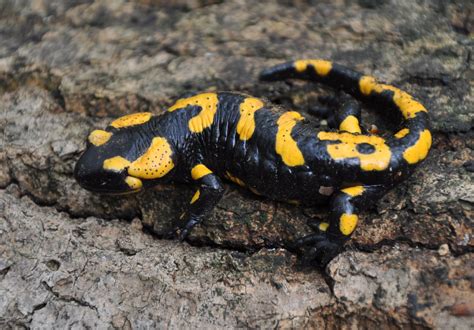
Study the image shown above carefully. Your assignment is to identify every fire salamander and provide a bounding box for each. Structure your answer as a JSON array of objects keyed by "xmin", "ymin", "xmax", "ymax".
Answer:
[{"xmin": 74, "ymin": 59, "xmax": 432, "ymax": 265}]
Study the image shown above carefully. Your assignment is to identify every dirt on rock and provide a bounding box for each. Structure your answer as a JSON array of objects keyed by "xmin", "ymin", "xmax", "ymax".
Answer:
[{"xmin": 1, "ymin": 0, "xmax": 473, "ymax": 328}]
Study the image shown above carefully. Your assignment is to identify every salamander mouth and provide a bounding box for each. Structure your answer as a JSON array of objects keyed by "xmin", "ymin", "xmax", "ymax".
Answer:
[
  {"xmin": 75, "ymin": 180, "xmax": 132, "ymax": 194},
  {"xmin": 74, "ymin": 161, "xmax": 142, "ymax": 194},
  {"xmin": 76, "ymin": 174, "xmax": 144, "ymax": 194}
]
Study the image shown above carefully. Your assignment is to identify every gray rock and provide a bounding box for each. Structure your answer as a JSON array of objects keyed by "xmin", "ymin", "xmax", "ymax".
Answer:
[{"xmin": 0, "ymin": 0, "xmax": 472, "ymax": 328}]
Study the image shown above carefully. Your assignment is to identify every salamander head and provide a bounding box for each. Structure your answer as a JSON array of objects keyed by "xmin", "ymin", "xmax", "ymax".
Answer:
[{"xmin": 74, "ymin": 113, "xmax": 176, "ymax": 194}]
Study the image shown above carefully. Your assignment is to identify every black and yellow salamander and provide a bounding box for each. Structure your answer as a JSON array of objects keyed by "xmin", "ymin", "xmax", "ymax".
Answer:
[{"xmin": 74, "ymin": 59, "xmax": 432, "ymax": 265}]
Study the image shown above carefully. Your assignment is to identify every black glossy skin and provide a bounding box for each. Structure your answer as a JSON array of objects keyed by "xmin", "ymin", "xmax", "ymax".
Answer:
[{"xmin": 75, "ymin": 60, "xmax": 431, "ymax": 265}]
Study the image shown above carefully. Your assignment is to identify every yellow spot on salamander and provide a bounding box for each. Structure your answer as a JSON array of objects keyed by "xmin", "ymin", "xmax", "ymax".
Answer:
[
  {"xmin": 319, "ymin": 222, "xmax": 329, "ymax": 232},
  {"xmin": 110, "ymin": 112, "xmax": 152, "ymax": 128},
  {"xmin": 294, "ymin": 59, "xmax": 332, "ymax": 76},
  {"xmin": 395, "ymin": 128, "xmax": 410, "ymax": 139},
  {"xmin": 339, "ymin": 115, "xmax": 361, "ymax": 134},
  {"xmin": 276, "ymin": 111, "xmax": 305, "ymax": 167},
  {"xmin": 318, "ymin": 131, "xmax": 391, "ymax": 171},
  {"xmin": 128, "ymin": 137, "xmax": 174, "ymax": 179},
  {"xmin": 125, "ymin": 176, "xmax": 143, "ymax": 190},
  {"xmin": 168, "ymin": 93, "xmax": 219, "ymax": 133},
  {"xmin": 190, "ymin": 190, "xmax": 200, "ymax": 204},
  {"xmin": 359, "ymin": 76, "xmax": 377, "ymax": 96},
  {"xmin": 236, "ymin": 97, "xmax": 264, "ymax": 140},
  {"xmin": 191, "ymin": 164, "xmax": 212, "ymax": 180},
  {"xmin": 340, "ymin": 213, "xmax": 358, "ymax": 236},
  {"xmin": 359, "ymin": 76, "xmax": 427, "ymax": 119},
  {"xmin": 103, "ymin": 156, "xmax": 131, "ymax": 172},
  {"xmin": 342, "ymin": 186, "xmax": 365, "ymax": 197},
  {"xmin": 225, "ymin": 171, "xmax": 245, "ymax": 187},
  {"xmin": 403, "ymin": 129, "xmax": 432, "ymax": 164},
  {"xmin": 88, "ymin": 130, "xmax": 112, "ymax": 146}
]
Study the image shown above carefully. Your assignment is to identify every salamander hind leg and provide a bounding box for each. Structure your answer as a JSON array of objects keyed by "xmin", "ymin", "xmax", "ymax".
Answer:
[
  {"xmin": 335, "ymin": 94, "xmax": 362, "ymax": 133},
  {"xmin": 291, "ymin": 184, "xmax": 388, "ymax": 266},
  {"xmin": 322, "ymin": 92, "xmax": 363, "ymax": 131}
]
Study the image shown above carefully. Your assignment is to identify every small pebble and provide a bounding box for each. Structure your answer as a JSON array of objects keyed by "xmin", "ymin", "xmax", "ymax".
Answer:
[{"xmin": 438, "ymin": 244, "xmax": 449, "ymax": 256}]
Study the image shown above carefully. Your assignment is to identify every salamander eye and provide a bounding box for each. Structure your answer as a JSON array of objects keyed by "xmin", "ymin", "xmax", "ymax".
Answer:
[{"xmin": 88, "ymin": 130, "xmax": 112, "ymax": 146}]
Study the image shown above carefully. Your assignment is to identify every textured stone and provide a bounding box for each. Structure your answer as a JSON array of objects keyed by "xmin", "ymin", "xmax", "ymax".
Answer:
[{"xmin": 0, "ymin": 0, "xmax": 472, "ymax": 328}]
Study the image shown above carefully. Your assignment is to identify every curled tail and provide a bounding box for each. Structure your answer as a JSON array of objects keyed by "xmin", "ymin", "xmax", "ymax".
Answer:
[{"xmin": 259, "ymin": 59, "xmax": 432, "ymax": 166}]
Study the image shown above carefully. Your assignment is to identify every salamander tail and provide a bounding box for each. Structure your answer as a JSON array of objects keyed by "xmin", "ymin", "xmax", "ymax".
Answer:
[{"xmin": 259, "ymin": 59, "xmax": 432, "ymax": 166}]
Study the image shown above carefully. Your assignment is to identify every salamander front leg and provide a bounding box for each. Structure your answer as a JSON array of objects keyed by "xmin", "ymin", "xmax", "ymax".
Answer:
[
  {"xmin": 292, "ymin": 185, "xmax": 387, "ymax": 265},
  {"xmin": 168, "ymin": 164, "xmax": 224, "ymax": 240}
]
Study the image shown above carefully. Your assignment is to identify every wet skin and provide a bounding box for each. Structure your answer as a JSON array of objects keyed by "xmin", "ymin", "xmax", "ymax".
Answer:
[{"xmin": 75, "ymin": 60, "xmax": 432, "ymax": 265}]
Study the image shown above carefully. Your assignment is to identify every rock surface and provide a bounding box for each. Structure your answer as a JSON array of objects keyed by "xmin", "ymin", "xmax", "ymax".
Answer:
[{"xmin": 1, "ymin": 0, "xmax": 473, "ymax": 328}]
